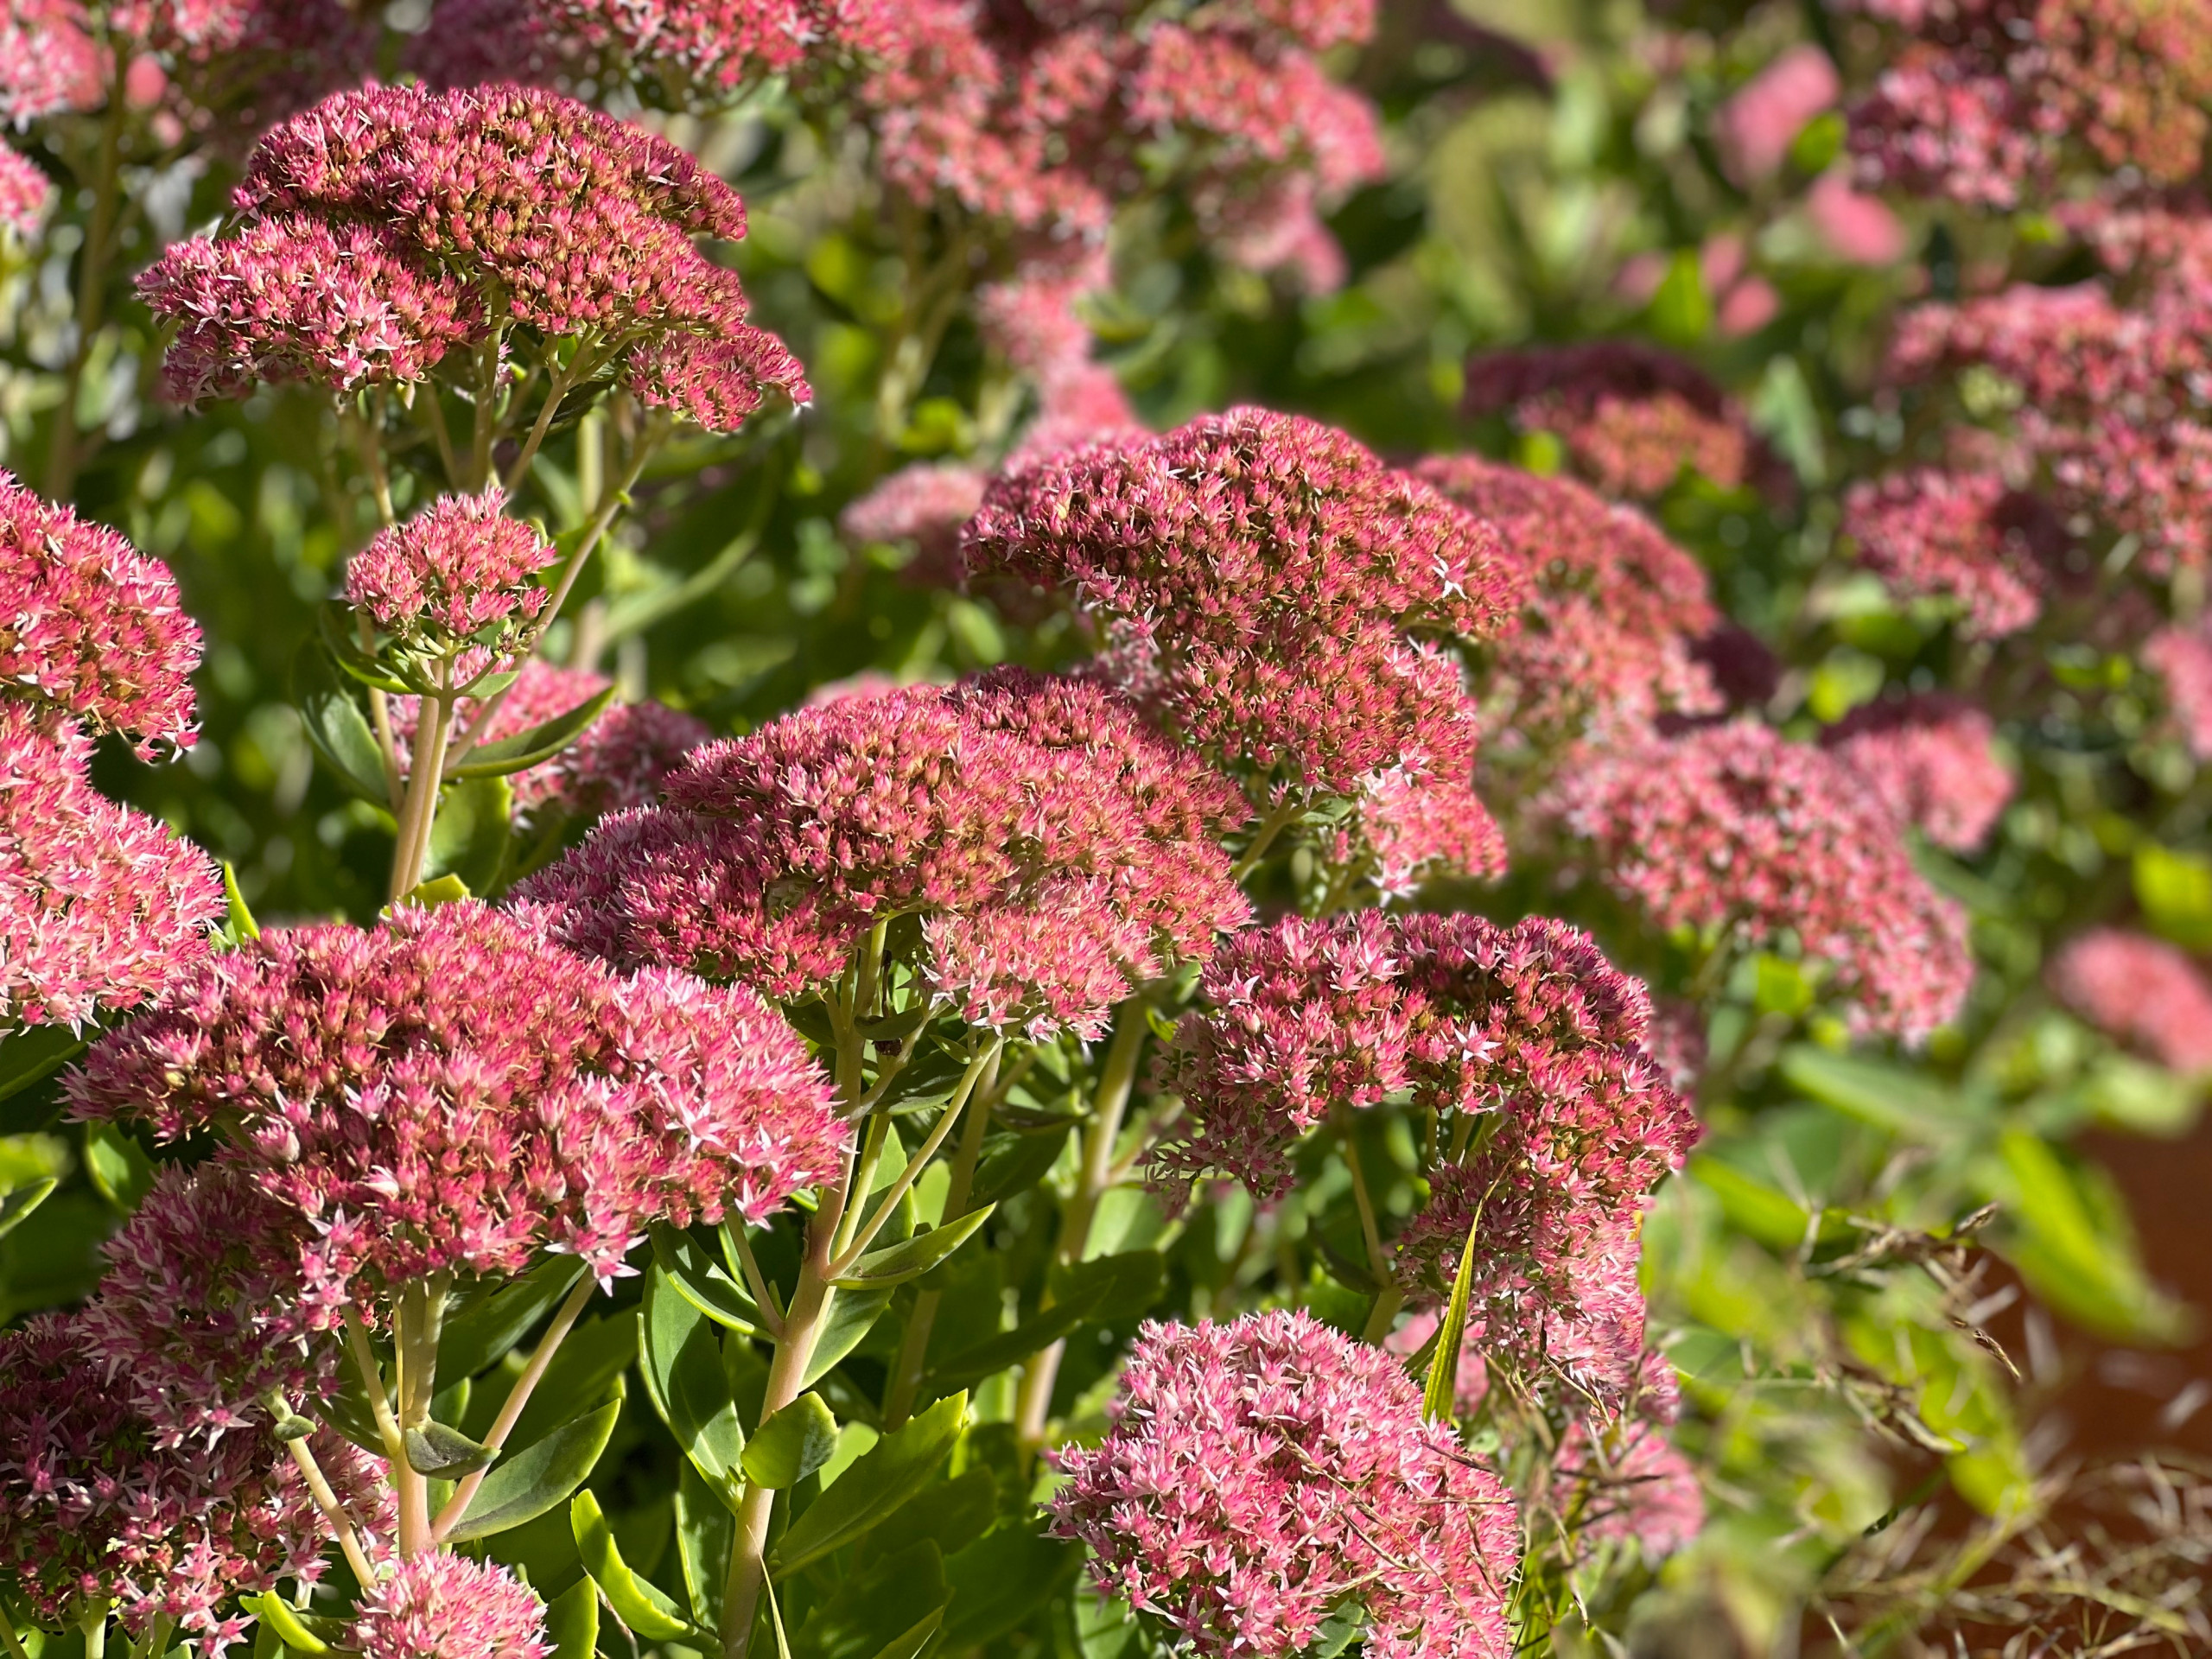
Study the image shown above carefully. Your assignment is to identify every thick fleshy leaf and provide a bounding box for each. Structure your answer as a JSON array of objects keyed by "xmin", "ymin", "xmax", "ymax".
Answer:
[
  {"xmin": 740, "ymin": 1393, "xmax": 838, "ymax": 1490},
  {"xmin": 574, "ymin": 1489, "xmax": 697, "ymax": 1642},
  {"xmin": 290, "ymin": 639, "xmax": 391, "ymax": 804},
  {"xmin": 771, "ymin": 1393, "xmax": 966, "ymax": 1579},
  {"xmin": 446, "ymin": 1398, "xmax": 620, "ymax": 1543},
  {"xmin": 448, "ymin": 683, "xmax": 615, "ymax": 779},
  {"xmin": 831, "ymin": 1207, "xmax": 995, "ymax": 1288}
]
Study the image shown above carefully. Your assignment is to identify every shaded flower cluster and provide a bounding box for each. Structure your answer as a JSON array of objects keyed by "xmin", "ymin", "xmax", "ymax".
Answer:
[
  {"xmin": 1417, "ymin": 454, "xmax": 1720, "ymax": 745},
  {"xmin": 519, "ymin": 671, "xmax": 1250, "ymax": 1037},
  {"xmin": 1460, "ymin": 342, "xmax": 1780, "ymax": 501},
  {"xmin": 841, "ymin": 461, "xmax": 990, "ymax": 590},
  {"xmin": 346, "ymin": 491, "xmax": 555, "ymax": 660},
  {"xmin": 67, "ymin": 899, "xmax": 845, "ymax": 1319},
  {"xmin": 2, "ymin": 706, "xmax": 223, "ymax": 1031},
  {"xmin": 0, "ymin": 467, "xmax": 202, "ymax": 753},
  {"xmin": 1823, "ymin": 693, "xmax": 2013, "ymax": 854},
  {"xmin": 349, "ymin": 1550, "xmax": 550, "ymax": 1659},
  {"xmin": 1544, "ymin": 720, "xmax": 1975, "ymax": 1041},
  {"xmin": 0, "ymin": 1313, "xmax": 381, "ymax": 1651},
  {"xmin": 963, "ymin": 408, "xmax": 1523, "ymax": 795},
  {"xmin": 1049, "ymin": 1309, "xmax": 1517, "ymax": 1659},
  {"xmin": 396, "ymin": 661, "xmax": 709, "ymax": 832},
  {"xmin": 141, "ymin": 82, "xmax": 807, "ymax": 429},
  {"xmin": 2049, "ymin": 927, "xmax": 2212, "ymax": 1071},
  {"xmin": 1157, "ymin": 911, "xmax": 1695, "ymax": 1232}
]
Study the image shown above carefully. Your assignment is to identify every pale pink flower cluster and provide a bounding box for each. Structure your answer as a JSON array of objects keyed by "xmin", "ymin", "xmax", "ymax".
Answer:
[
  {"xmin": 1545, "ymin": 721, "xmax": 1976, "ymax": 1041},
  {"xmin": 1, "ymin": 706, "xmax": 223, "ymax": 1030},
  {"xmin": 1049, "ymin": 1310, "xmax": 1518, "ymax": 1659},
  {"xmin": 963, "ymin": 409, "xmax": 1524, "ymax": 795},
  {"xmin": 1459, "ymin": 342, "xmax": 1777, "ymax": 501},
  {"xmin": 1551, "ymin": 1404, "xmax": 1705, "ymax": 1556},
  {"xmin": 1885, "ymin": 282, "xmax": 2212, "ymax": 575},
  {"xmin": 67, "ymin": 899, "xmax": 846, "ymax": 1316},
  {"xmin": 1823, "ymin": 693, "xmax": 2013, "ymax": 853},
  {"xmin": 0, "ymin": 467, "xmax": 203, "ymax": 752},
  {"xmin": 0, "ymin": 0, "xmax": 101, "ymax": 124},
  {"xmin": 0, "ymin": 144, "xmax": 48, "ymax": 239},
  {"xmin": 345, "ymin": 491, "xmax": 554, "ymax": 658},
  {"xmin": 2049, "ymin": 927, "xmax": 2212, "ymax": 1071},
  {"xmin": 1713, "ymin": 43, "xmax": 1839, "ymax": 184},
  {"xmin": 841, "ymin": 461, "xmax": 990, "ymax": 588},
  {"xmin": 1417, "ymin": 454, "xmax": 1720, "ymax": 743},
  {"xmin": 78, "ymin": 1163, "xmax": 332, "ymax": 1444},
  {"xmin": 143, "ymin": 83, "xmax": 807, "ymax": 429},
  {"xmin": 1842, "ymin": 0, "xmax": 2212, "ymax": 207},
  {"xmin": 519, "ymin": 671, "xmax": 1250, "ymax": 1036},
  {"xmin": 1157, "ymin": 912, "xmax": 1695, "ymax": 1223},
  {"xmin": 1805, "ymin": 168, "xmax": 1910, "ymax": 264},
  {"xmin": 1840, "ymin": 467, "xmax": 2045, "ymax": 638},
  {"xmin": 1345, "ymin": 765, "xmax": 1507, "ymax": 897},
  {"xmin": 349, "ymin": 1550, "xmax": 550, "ymax": 1659},
  {"xmin": 2147, "ymin": 620, "xmax": 2212, "ymax": 757},
  {"xmin": 394, "ymin": 661, "xmax": 709, "ymax": 829},
  {"xmin": 0, "ymin": 1314, "xmax": 383, "ymax": 1653}
]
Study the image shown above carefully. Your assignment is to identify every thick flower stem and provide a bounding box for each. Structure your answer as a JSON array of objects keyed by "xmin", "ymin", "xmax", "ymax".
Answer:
[
  {"xmin": 1013, "ymin": 1007, "xmax": 1149, "ymax": 1459},
  {"xmin": 387, "ymin": 690, "xmax": 454, "ymax": 902},
  {"xmin": 345, "ymin": 1310, "xmax": 429, "ymax": 1557},
  {"xmin": 269, "ymin": 1399, "xmax": 378, "ymax": 1585}
]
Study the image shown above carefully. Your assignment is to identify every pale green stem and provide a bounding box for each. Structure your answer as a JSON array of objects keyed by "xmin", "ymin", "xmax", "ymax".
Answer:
[
  {"xmin": 725, "ymin": 1222, "xmax": 785, "ymax": 1336},
  {"xmin": 431, "ymin": 1272, "xmax": 596, "ymax": 1544},
  {"xmin": 1230, "ymin": 795, "xmax": 1303, "ymax": 883},
  {"xmin": 343, "ymin": 1307, "xmax": 428, "ymax": 1557},
  {"xmin": 266, "ymin": 1392, "xmax": 378, "ymax": 1585},
  {"xmin": 1013, "ymin": 1009, "xmax": 1148, "ymax": 1457},
  {"xmin": 79, "ymin": 1605, "xmax": 108, "ymax": 1659},
  {"xmin": 387, "ymin": 688, "xmax": 454, "ymax": 902},
  {"xmin": 500, "ymin": 350, "xmax": 593, "ymax": 497},
  {"xmin": 0, "ymin": 1602, "xmax": 33, "ymax": 1659},
  {"xmin": 830, "ymin": 1039, "xmax": 1002, "ymax": 1275}
]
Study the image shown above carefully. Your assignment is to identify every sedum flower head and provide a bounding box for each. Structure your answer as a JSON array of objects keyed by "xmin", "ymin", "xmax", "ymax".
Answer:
[
  {"xmin": 0, "ymin": 0, "xmax": 103, "ymax": 125},
  {"xmin": 0, "ymin": 468, "xmax": 202, "ymax": 753},
  {"xmin": 2050, "ymin": 927, "xmax": 2212, "ymax": 1071},
  {"xmin": 2148, "ymin": 617, "xmax": 2212, "ymax": 759},
  {"xmin": 67, "ymin": 899, "xmax": 844, "ymax": 1312},
  {"xmin": 1551, "ymin": 1408, "xmax": 1704, "ymax": 1558},
  {"xmin": 1544, "ymin": 720, "xmax": 1976, "ymax": 1042},
  {"xmin": 519, "ymin": 671, "xmax": 1250, "ymax": 1037},
  {"xmin": 0, "ymin": 144, "xmax": 49, "ymax": 241},
  {"xmin": 1417, "ymin": 455, "xmax": 1720, "ymax": 743},
  {"xmin": 0, "ymin": 1314, "xmax": 380, "ymax": 1652},
  {"xmin": 1049, "ymin": 1309, "xmax": 1518, "ymax": 1659},
  {"xmin": 350, "ymin": 1551, "xmax": 550, "ymax": 1659},
  {"xmin": 1713, "ymin": 44, "xmax": 1839, "ymax": 184},
  {"xmin": 1840, "ymin": 467, "xmax": 2046, "ymax": 639},
  {"xmin": 1823, "ymin": 693, "xmax": 2014, "ymax": 854},
  {"xmin": 1, "ymin": 706, "xmax": 223, "ymax": 1031},
  {"xmin": 1157, "ymin": 912, "xmax": 1691, "ymax": 1208},
  {"xmin": 963, "ymin": 408, "xmax": 1523, "ymax": 794},
  {"xmin": 345, "ymin": 492, "xmax": 555, "ymax": 658},
  {"xmin": 841, "ymin": 461, "xmax": 990, "ymax": 590}
]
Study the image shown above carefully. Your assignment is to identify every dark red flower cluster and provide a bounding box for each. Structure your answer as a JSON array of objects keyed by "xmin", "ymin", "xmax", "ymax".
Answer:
[
  {"xmin": 518, "ymin": 671, "xmax": 1251, "ymax": 1037},
  {"xmin": 140, "ymin": 82, "xmax": 806, "ymax": 428},
  {"xmin": 964, "ymin": 408, "xmax": 1524, "ymax": 796}
]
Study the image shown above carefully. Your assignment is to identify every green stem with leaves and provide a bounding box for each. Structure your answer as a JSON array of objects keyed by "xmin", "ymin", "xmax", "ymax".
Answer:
[{"xmin": 431, "ymin": 1271, "xmax": 596, "ymax": 1544}]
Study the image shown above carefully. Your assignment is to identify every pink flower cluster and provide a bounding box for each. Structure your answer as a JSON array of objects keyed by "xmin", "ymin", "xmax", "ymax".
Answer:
[
  {"xmin": 2, "ymin": 706, "xmax": 222, "ymax": 1030},
  {"xmin": 1344, "ymin": 765, "xmax": 1508, "ymax": 898},
  {"xmin": 2049, "ymin": 927, "xmax": 2212, "ymax": 1071},
  {"xmin": 142, "ymin": 83, "xmax": 807, "ymax": 429},
  {"xmin": 395, "ymin": 661, "xmax": 709, "ymax": 830},
  {"xmin": 519, "ymin": 671, "xmax": 1250, "ymax": 1037},
  {"xmin": 67, "ymin": 899, "xmax": 845, "ymax": 1319},
  {"xmin": 0, "ymin": 1314, "xmax": 382, "ymax": 1651},
  {"xmin": 1049, "ymin": 1309, "xmax": 1518, "ymax": 1659},
  {"xmin": 1842, "ymin": 0, "xmax": 2212, "ymax": 207},
  {"xmin": 1545, "ymin": 721, "xmax": 1976, "ymax": 1041},
  {"xmin": 346, "ymin": 491, "xmax": 555, "ymax": 658},
  {"xmin": 1157, "ymin": 912, "xmax": 1695, "ymax": 1221},
  {"xmin": 1885, "ymin": 282, "xmax": 2212, "ymax": 576},
  {"xmin": 1459, "ymin": 342, "xmax": 1777, "ymax": 501},
  {"xmin": 0, "ymin": 467, "xmax": 202, "ymax": 752},
  {"xmin": 1713, "ymin": 43, "xmax": 1839, "ymax": 184},
  {"xmin": 1823, "ymin": 693, "xmax": 2013, "ymax": 853},
  {"xmin": 963, "ymin": 409, "xmax": 1524, "ymax": 795},
  {"xmin": 1551, "ymin": 1404, "xmax": 1705, "ymax": 1557},
  {"xmin": 1840, "ymin": 467, "xmax": 2047, "ymax": 639},
  {"xmin": 0, "ymin": 0, "xmax": 101, "ymax": 125},
  {"xmin": 349, "ymin": 1550, "xmax": 550, "ymax": 1659},
  {"xmin": 841, "ymin": 461, "xmax": 990, "ymax": 589},
  {"xmin": 1417, "ymin": 454, "xmax": 1720, "ymax": 743},
  {"xmin": 2147, "ymin": 619, "xmax": 2212, "ymax": 758},
  {"xmin": 0, "ymin": 144, "xmax": 48, "ymax": 240}
]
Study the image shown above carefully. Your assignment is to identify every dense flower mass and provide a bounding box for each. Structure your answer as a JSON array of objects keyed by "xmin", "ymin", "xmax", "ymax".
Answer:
[
  {"xmin": 2049, "ymin": 928, "xmax": 2212, "ymax": 1071},
  {"xmin": 0, "ymin": 0, "xmax": 101, "ymax": 124},
  {"xmin": 140, "ymin": 82, "xmax": 807, "ymax": 428},
  {"xmin": 348, "ymin": 1551, "xmax": 550, "ymax": 1659},
  {"xmin": 1, "ymin": 707, "xmax": 222, "ymax": 1030},
  {"xmin": 519, "ymin": 671, "xmax": 1250, "ymax": 1036},
  {"xmin": 963, "ymin": 409, "xmax": 1523, "ymax": 794},
  {"xmin": 1417, "ymin": 455, "xmax": 1719, "ymax": 742},
  {"xmin": 396, "ymin": 661, "xmax": 709, "ymax": 829},
  {"xmin": 1157, "ymin": 912, "xmax": 1695, "ymax": 1219},
  {"xmin": 0, "ymin": 1314, "xmax": 378, "ymax": 1650},
  {"xmin": 1544, "ymin": 721, "xmax": 1975, "ymax": 1041},
  {"xmin": 1050, "ymin": 1310, "xmax": 1517, "ymax": 1659},
  {"xmin": 0, "ymin": 145, "xmax": 48, "ymax": 239},
  {"xmin": 0, "ymin": 469, "xmax": 201, "ymax": 752},
  {"xmin": 1551, "ymin": 1410, "xmax": 1705, "ymax": 1556},
  {"xmin": 1459, "ymin": 342, "xmax": 1776, "ymax": 500},
  {"xmin": 1824, "ymin": 693, "xmax": 2013, "ymax": 853},
  {"xmin": 67, "ymin": 899, "xmax": 845, "ymax": 1311},
  {"xmin": 1840, "ymin": 468, "xmax": 2046, "ymax": 639},
  {"xmin": 346, "ymin": 492, "xmax": 555, "ymax": 657}
]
